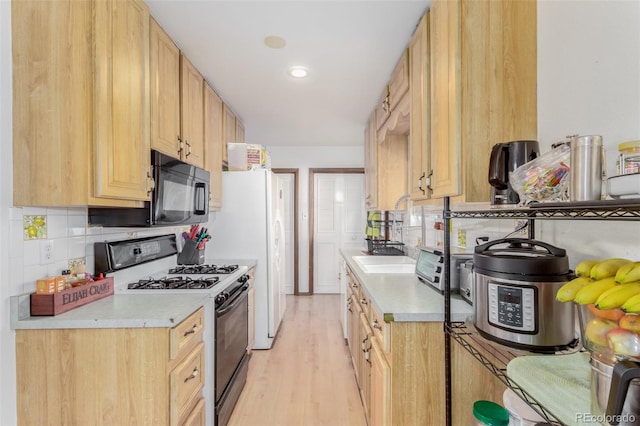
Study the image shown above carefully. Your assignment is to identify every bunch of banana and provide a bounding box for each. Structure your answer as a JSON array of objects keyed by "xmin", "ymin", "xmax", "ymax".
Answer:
[
  {"xmin": 595, "ymin": 282, "xmax": 640, "ymax": 310},
  {"xmin": 556, "ymin": 276, "xmax": 593, "ymax": 302},
  {"xmin": 573, "ymin": 277, "xmax": 618, "ymax": 305},
  {"xmin": 615, "ymin": 262, "xmax": 640, "ymax": 284},
  {"xmin": 622, "ymin": 294, "xmax": 640, "ymax": 314},
  {"xmin": 590, "ymin": 258, "xmax": 633, "ymax": 280},
  {"xmin": 575, "ymin": 259, "xmax": 601, "ymax": 278}
]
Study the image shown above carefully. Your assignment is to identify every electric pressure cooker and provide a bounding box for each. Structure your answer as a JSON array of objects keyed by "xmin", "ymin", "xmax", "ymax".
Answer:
[{"xmin": 473, "ymin": 238, "xmax": 576, "ymax": 352}]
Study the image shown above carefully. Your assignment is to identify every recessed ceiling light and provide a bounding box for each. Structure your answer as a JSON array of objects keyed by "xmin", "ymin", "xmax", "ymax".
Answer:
[
  {"xmin": 288, "ymin": 67, "xmax": 308, "ymax": 78},
  {"xmin": 264, "ymin": 35, "xmax": 286, "ymax": 49}
]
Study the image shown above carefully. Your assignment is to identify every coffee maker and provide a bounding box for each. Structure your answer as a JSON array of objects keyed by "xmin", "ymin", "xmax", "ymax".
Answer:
[{"xmin": 488, "ymin": 140, "xmax": 540, "ymax": 205}]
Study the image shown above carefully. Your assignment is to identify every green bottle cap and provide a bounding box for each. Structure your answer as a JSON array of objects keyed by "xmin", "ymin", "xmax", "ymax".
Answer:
[{"xmin": 472, "ymin": 400, "xmax": 510, "ymax": 426}]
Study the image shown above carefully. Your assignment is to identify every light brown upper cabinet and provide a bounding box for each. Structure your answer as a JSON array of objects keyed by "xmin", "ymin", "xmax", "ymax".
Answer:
[
  {"xmin": 150, "ymin": 20, "xmax": 205, "ymax": 168},
  {"xmin": 409, "ymin": 12, "xmax": 431, "ymax": 201},
  {"xmin": 12, "ymin": 0, "xmax": 151, "ymax": 207},
  {"xmin": 376, "ymin": 50, "xmax": 410, "ymax": 140},
  {"xmin": 424, "ymin": 0, "xmax": 537, "ymax": 203},
  {"xmin": 222, "ymin": 104, "xmax": 245, "ymax": 164},
  {"xmin": 150, "ymin": 19, "xmax": 181, "ymax": 160},
  {"xmin": 364, "ymin": 111, "xmax": 378, "ymax": 210},
  {"xmin": 204, "ymin": 83, "xmax": 224, "ymax": 210},
  {"xmin": 180, "ymin": 56, "xmax": 205, "ymax": 168}
]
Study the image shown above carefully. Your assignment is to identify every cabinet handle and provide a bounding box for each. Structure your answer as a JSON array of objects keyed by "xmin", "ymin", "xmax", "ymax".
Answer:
[
  {"xmin": 184, "ymin": 366, "xmax": 199, "ymax": 383},
  {"xmin": 146, "ymin": 172, "xmax": 156, "ymax": 196},
  {"xmin": 373, "ymin": 320, "xmax": 382, "ymax": 331},
  {"xmin": 426, "ymin": 170, "xmax": 433, "ymax": 193},
  {"xmin": 177, "ymin": 135, "xmax": 184, "ymax": 157},
  {"xmin": 351, "ymin": 283, "xmax": 358, "ymax": 289},
  {"xmin": 183, "ymin": 324, "xmax": 199, "ymax": 337},
  {"xmin": 185, "ymin": 140, "xmax": 192, "ymax": 157},
  {"xmin": 361, "ymin": 336, "xmax": 368, "ymax": 351},
  {"xmin": 360, "ymin": 298, "xmax": 368, "ymax": 305},
  {"xmin": 418, "ymin": 172, "xmax": 426, "ymax": 195}
]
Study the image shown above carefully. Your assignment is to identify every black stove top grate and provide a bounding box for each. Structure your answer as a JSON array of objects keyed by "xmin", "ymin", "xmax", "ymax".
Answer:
[
  {"xmin": 168, "ymin": 264, "xmax": 240, "ymax": 275},
  {"xmin": 127, "ymin": 276, "xmax": 221, "ymax": 290}
]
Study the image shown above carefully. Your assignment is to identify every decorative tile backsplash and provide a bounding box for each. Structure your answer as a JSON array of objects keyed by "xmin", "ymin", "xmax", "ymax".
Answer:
[
  {"xmin": 23, "ymin": 214, "xmax": 47, "ymax": 240},
  {"xmin": 8, "ymin": 206, "xmax": 187, "ymax": 296}
]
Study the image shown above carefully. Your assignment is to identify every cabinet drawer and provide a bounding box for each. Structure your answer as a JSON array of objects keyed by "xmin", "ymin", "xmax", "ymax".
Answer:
[
  {"xmin": 359, "ymin": 292, "xmax": 371, "ymax": 320},
  {"xmin": 171, "ymin": 341, "xmax": 205, "ymax": 426},
  {"xmin": 371, "ymin": 307, "xmax": 390, "ymax": 353},
  {"xmin": 180, "ymin": 397, "xmax": 205, "ymax": 426},
  {"xmin": 170, "ymin": 307, "xmax": 204, "ymax": 359}
]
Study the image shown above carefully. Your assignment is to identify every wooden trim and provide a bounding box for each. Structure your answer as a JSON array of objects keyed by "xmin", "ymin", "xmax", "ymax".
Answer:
[
  {"xmin": 308, "ymin": 168, "xmax": 365, "ymax": 295},
  {"xmin": 272, "ymin": 168, "xmax": 300, "ymax": 296}
]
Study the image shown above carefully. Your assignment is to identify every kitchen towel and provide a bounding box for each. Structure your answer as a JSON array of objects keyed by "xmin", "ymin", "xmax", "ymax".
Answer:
[
  {"xmin": 366, "ymin": 211, "xmax": 381, "ymax": 238},
  {"xmin": 507, "ymin": 351, "xmax": 600, "ymax": 426}
]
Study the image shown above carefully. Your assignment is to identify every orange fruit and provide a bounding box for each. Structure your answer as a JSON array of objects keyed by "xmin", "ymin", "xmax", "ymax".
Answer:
[{"xmin": 587, "ymin": 303, "xmax": 625, "ymax": 321}]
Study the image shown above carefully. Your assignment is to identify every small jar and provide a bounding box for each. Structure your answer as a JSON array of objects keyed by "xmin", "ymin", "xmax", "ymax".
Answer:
[
  {"xmin": 617, "ymin": 140, "xmax": 640, "ymax": 175},
  {"xmin": 472, "ymin": 400, "xmax": 510, "ymax": 426}
]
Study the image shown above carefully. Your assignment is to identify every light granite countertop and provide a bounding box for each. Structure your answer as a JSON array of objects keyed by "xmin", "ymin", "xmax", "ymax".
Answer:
[
  {"xmin": 340, "ymin": 247, "xmax": 473, "ymax": 323},
  {"xmin": 11, "ymin": 258, "xmax": 259, "ymax": 330},
  {"xmin": 11, "ymin": 294, "xmax": 211, "ymax": 329}
]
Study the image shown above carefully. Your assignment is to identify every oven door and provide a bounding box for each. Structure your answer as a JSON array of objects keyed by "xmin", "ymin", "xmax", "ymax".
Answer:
[
  {"xmin": 152, "ymin": 150, "xmax": 210, "ymax": 226},
  {"xmin": 215, "ymin": 284, "xmax": 249, "ymax": 402}
]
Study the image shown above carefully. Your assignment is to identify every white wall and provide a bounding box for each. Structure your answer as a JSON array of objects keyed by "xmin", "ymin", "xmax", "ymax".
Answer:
[
  {"xmin": 0, "ymin": 1, "xmax": 14, "ymax": 423},
  {"xmin": 536, "ymin": 0, "xmax": 640, "ymax": 263},
  {"xmin": 269, "ymin": 146, "xmax": 364, "ymax": 292}
]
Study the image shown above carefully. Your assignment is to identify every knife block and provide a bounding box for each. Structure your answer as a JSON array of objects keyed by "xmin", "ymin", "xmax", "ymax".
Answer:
[{"xmin": 177, "ymin": 239, "xmax": 205, "ymax": 265}]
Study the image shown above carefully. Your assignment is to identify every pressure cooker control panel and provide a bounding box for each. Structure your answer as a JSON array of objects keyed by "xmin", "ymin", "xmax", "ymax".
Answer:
[{"xmin": 488, "ymin": 282, "xmax": 536, "ymax": 333}]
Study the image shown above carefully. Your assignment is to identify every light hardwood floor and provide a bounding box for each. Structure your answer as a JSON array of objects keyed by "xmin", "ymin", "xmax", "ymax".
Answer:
[{"xmin": 228, "ymin": 294, "xmax": 367, "ymax": 426}]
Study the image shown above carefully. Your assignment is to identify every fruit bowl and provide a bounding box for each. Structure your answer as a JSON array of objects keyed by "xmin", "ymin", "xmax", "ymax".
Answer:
[{"xmin": 577, "ymin": 303, "xmax": 640, "ymax": 360}]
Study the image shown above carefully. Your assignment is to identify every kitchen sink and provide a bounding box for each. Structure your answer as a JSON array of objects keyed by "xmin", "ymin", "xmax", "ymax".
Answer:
[{"xmin": 352, "ymin": 256, "xmax": 416, "ymax": 274}]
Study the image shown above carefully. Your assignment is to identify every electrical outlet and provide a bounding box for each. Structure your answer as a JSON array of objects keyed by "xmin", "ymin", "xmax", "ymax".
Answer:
[{"xmin": 41, "ymin": 240, "xmax": 54, "ymax": 264}]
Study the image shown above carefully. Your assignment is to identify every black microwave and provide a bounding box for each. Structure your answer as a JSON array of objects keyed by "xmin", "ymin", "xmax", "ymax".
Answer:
[{"xmin": 89, "ymin": 150, "xmax": 210, "ymax": 227}]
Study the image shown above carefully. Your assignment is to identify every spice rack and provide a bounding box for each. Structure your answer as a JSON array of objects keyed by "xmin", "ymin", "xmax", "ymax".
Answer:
[{"xmin": 441, "ymin": 197, "xmax": 640, "ymax": 426}]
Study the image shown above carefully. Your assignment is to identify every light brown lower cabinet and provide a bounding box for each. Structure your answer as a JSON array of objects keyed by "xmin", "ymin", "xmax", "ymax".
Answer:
[
  {"xmin": 346, "ymin": 270, "xmax": 445, "ymax": 425},
  {"xmin": 15, "ymin": 307, "xmax": 206, "ymax": 426},
  {"xmin": 451, "ymin": 338, "xmax": 506, "ymax": 425}
]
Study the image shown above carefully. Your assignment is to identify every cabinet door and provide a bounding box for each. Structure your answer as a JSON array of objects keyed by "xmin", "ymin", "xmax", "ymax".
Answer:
[
  {"xmin": 222, "ymin": 104, "xmax": 237, "ymax": 164},
  {"xmin": 204, "ymin": 83, "xmax": 224, "ymax": 210},
  {"xmin": 429, "ymin": 0, "xmax": 462, "ymax": 198},
  {"xmin": 364, "ymin": 111, "xmax": 378, "ymax": 209},
  {"xmin": 180, "ymin": 55, "xmax": 205, "ymax": 168},
  {"xmin": 409, "ymin": 12, "xmax": 431, "ymax": 201},
  {"xmin": 388, "ymin": 50, "xmax": 409, "ymax": 111},
  {"xmin": 347, "ymin": 293, "xmax": 361, "ymax": 382},
  {"xmin": 375, "ymin": 86, "xmax": 390, "ymax": 131},
  {"xmin": 150, "ymin": 18, "xmax": 180, "ymax": 159},
  {"xmin": 93, "ymin": 0, "xmax": 151, "ymax": 201},
  {"xmin": 370, "ymin": 337, "xmax": 391, "ymax": 426},
  {"xmin": 358, "ymin": 312, "xmax": 372, "ymax": 422},
  {"xmin": 236, "ymin": 119, "xmax": 246, "ymax": 143}
]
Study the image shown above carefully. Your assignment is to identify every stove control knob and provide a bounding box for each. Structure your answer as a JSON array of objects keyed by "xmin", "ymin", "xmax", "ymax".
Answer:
[{"xmin": 215, "ymin": 294, "xmax": 226, "ymax": 305}]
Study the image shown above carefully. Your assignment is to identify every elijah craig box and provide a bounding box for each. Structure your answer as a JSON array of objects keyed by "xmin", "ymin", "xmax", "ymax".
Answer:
[{"xmin": 30, "ymin": 277, "xmax": 114, "ymax": 316}]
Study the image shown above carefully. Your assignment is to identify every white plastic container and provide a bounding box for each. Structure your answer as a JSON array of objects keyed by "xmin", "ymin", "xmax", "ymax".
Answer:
[{"xmin": 502, "ymin": 389, "xmax": 546, "ymax": 426}]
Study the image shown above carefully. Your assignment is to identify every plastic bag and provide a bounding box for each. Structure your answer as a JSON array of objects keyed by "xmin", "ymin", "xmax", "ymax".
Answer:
[{"xmin": 510, "ymin": 143, "xmax": 570, "ymax": 205}]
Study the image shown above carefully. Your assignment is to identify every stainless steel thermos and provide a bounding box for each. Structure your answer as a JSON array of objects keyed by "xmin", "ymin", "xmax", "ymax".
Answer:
[{"xmin": 570, "ymin": 135, "xmax": 605, "ymax": 201}]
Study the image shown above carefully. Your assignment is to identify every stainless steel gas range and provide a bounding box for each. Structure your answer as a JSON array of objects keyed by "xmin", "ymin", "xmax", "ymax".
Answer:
[{"xmin": 95, "ymin": 234, "xmax": 251, "ymax": 426}]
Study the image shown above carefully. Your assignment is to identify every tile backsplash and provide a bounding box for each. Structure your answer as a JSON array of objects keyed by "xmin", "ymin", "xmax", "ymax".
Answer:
[{"xmin": 8, "ymin": 206, "xmax": 188, "ymax": 296}]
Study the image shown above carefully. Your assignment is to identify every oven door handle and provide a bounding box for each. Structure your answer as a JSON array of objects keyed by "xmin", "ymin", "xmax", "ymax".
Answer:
[{"xmin": 216, "ymin": 285, "xmax": 249, "ymax": 317}]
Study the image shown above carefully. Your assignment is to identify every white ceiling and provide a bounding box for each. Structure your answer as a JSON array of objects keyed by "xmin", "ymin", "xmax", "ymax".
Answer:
[{"xmin": 146, "ymin": 0, "xmax": 430, "ymax": 147}]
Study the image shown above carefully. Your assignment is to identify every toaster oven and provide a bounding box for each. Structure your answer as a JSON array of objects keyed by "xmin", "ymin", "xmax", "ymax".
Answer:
[{"xmin": 415, "ymin": 246, "xmax": 473, "ymax": 296}]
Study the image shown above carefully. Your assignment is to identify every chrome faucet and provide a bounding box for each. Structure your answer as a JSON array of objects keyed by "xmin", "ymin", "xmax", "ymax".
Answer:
[{"xmin": 392, "ymin": 194, "xmax": 410, "ymax": 241}]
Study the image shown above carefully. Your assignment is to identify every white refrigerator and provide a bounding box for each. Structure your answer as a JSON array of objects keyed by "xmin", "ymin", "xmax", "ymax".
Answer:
[{"xmin": 208, "ymin": 169, "xmax": 286, "ymax": 349}]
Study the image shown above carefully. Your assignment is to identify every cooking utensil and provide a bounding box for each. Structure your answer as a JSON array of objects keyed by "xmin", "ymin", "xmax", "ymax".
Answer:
[
  {"xmin": 590, "ymin": 353, "xmax": 640, "ymax": 425},
  {"xmin": 473, "ymin": 238, "xmax": 576, "ymax": 351}
]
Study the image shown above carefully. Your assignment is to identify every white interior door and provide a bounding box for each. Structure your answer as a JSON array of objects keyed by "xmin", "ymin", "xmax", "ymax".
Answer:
[
  {"xmin": 313, "ymin": 173, "xmax": 365, "ymax": 294},
  {"xmin": 277, "ymin": 173, "xmax": 295, "ymax": 295}
]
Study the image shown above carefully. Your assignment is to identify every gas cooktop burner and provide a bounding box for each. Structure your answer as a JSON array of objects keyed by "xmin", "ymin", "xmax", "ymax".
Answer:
[
  {"xmin": 127, "ymin": 276, "xmax": 220, "ymax": 290},
  {"xmin": 168, "ymin": 264, "xmax": 240, "ymax": 275}
]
